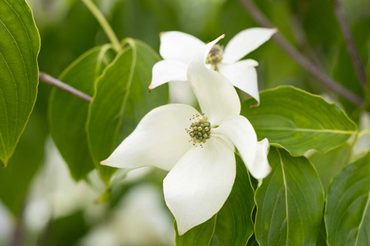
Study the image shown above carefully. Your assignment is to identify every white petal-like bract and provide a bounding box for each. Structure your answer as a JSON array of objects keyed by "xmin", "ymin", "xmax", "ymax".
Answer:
[
  {"xmin": 160, "ymin": 31, "xmax": 205, "ymax": 65},
  {"xmin": 149, "ymin": 60, "xmax": 188, "ymax": 90},
  {"xmin": 213, "ymin": 115, "xmax": 261, "ymax": 178},
  {"xmin": 218, "ymin": 59, "xmax": 260, "ymax": 103},
  {"xmin": 222, "ymin": 28, "xmax": 277, "ymax": 63},
  {"xmin": 250, "ymin": 138, "xmax": 271, "ymax": 179},
  {"xmin": 164, "ymin": 138, "xmax": 236, "ymax": 235},
  {"xmin": 101, "ymin": 104, "xmax": 198, "ymax": 171}
]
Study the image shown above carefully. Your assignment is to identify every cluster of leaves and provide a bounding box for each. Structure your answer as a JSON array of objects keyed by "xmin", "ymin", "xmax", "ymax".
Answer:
[{"xmin": 1, "ymin": 0, "xmax": 370, "ymax": 245}]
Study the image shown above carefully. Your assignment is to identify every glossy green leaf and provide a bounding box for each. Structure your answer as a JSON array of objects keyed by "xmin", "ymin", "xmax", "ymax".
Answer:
[
  {"xmin": 309, "ymin": 143, "xmax": 351, "ymax": 194},
  {"xmin": 241, "ymin": 86, "xmax": 357, "ymax": 156},
  {"xmin": 0, "ymin": 0, "xmax": 40, "ymax": 166},
  {"xmin": 49, "ymin": 45, "xmax": 112, "ymax": 181},
  {"xmin": 325, "ymin": 151, "xmax": 370, "ymax": 246},
  {"xmin": 176, "ymin": 155, "xmax": 255, "ymax": 246},
  {"xmin": 255, "ymin": 147, "xmax": 324, "ymax": 246},
  {"xmin": 87, "ymin": 39, "xmax": 168, "ymax": 186}
]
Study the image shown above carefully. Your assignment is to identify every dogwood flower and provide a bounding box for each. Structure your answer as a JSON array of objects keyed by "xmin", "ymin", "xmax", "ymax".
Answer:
[
  {"xmin": 101, "ymin": 36, "xmax": 271, "ymax": 235},
  {"xmin": 150, "ymin": 28, "xmax": 277, "ymax": 103}
]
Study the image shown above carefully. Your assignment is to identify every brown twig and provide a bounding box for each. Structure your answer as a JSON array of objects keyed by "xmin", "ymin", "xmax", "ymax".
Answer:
[
  {"xmin": 39, "ymin": 72, "xmax": 92, "ymax": 102},
  {"xmin": 333, "ymin": 0, "xmax": 367, "ymax": 88},
  {"xmin": 238, "ymin": 0, "xmax": 364, "ymax": 107}
]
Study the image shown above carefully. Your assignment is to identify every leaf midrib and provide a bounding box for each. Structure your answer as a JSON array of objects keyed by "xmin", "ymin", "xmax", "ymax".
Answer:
[
  {"xmin": 277, "ymin": 149, "xmax": 290, "ymax": 246},
  {"xmin": 255, "ymin": 127, "xmax": 355, "ymax": 134}
]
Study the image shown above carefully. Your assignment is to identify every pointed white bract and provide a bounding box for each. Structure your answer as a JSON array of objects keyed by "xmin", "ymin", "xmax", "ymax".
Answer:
[
  {"xmin": 102, "ymin": 35, "xmax": 271, "ymax": 235},
  {"xmin": 150, "ymin": 28, "xmax": 277, "ymax": 103}
]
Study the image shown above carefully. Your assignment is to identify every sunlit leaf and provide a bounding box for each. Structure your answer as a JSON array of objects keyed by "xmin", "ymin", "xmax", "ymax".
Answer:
[
  {"xmin": 0, "ymin": 0, "xmax": 40, "ymax": 166},
  {"xmin": 325, "ymin": 151, "xmax": 370, "ymax": 246},
  {"xmin": 241, "ymin": 86, "xmax": 357, "ymax": 156},
  {"xmin": 255, "ymin": 147, "xmax": 324, "ymax": 246},
  {"xmin": 176, "ymin": 155, "xmax": 255, "ymax": 246}
]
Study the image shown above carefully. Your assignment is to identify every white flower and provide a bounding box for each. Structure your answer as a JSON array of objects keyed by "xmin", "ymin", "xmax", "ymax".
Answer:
[
  {"xmin": 150, "ymin": 28, "xmax": 277, "ymax": 103},
  {"xmin": 101, "ymin": 36, "xmax": 271, "ymax": 235}
]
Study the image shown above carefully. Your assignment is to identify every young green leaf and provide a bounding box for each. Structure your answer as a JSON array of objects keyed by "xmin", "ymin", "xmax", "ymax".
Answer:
[
  {"xmin": 255, "ymin": 147, "xmax": 324, "ymax": 246},
  {"xmin": 0, "ymin": 0, "xmax": 40, "ymax": 166},
  {"xmin": 241, "ymin": 86, "xmax": 357, "ymax": 156},
  {"xmin": 49, "ymin": 46, "xmax": 112, "ymax": 181},
  {"xmin": 325, "ymin": 151, "xmax": 370, "ymax": 246},
  {"xmin": 86, "ymin": 39, "xmax": 168, "ymax": 186},
  {"xmin": 176, "ymin": 155, "xmax": 255, "ymax": 246}
]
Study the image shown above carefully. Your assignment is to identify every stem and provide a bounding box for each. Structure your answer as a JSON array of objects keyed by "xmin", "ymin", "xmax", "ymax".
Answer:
[
  {"xmin": 238, "ymin": 0, "xmax": 365, "ymax": 107},
  {"xmin": 333, "ymin": 0, "xmax": 367, "ymax": 88},
  {"xmin": 82, "ymin": 0, "xmax": 121, "ymax": 53},
  {"xmin": 39, "ymin": 72, "xmax": 92, "ymax": 102}
]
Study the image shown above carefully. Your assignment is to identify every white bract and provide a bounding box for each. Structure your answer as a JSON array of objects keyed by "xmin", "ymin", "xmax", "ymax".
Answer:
[
  {"xmin": 101, "ymin": 36, "xmax": 271, "ymax": 235},
  {"xmin": 150, "ymin": 28, "xmax": 277, "ymax": 103}
]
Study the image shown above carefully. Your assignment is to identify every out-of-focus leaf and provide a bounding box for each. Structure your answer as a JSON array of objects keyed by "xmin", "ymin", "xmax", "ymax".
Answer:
[
  {"xmin": 332, "ymin": 17, "xmax": 370, "ymax": 120},
  {"xmin": 111, "ymin": 0, "xmax": 180, "ymax": 48},
  {"xmin": 37, "ymin": 211, "xmax": 90, "ymax": 246},
  {"xmin": 255, "ymin": 147, "xmax": 324, "ymax": 246},
  {"xmin": 241, "ymin": 86, "xmax": 357, "ymax": 156},
  {"xmin": 0, "ymin": 0, "xmax": 40, "ymax": 165},
  {"xmin": 0, "ymin": 109, "xmax": 47, "ymax": 216},
  {"xmin": 176, "ymin": 155, "xmax": 254, "ymax": 246},
  {"xmin": 290, "ymin": 0, "xmax": 340, "ymax": 51},
  {"xmin": 325, "ymin": 151, "xmax": 370, "ymax": 246},
  {"xmin": 37, "ymin": 0, "xmax": 99, "ymax": 76},
  {"xmin": 309, "ymin": 143, "xmax": 351, "ymax": 194},
  {"xmin": 49, "ymin": 46, "xmax": 112, "ymax": 181},
  {"xmin": 87, "ymin": 39, "xmax": 168, "ymax": 186}
]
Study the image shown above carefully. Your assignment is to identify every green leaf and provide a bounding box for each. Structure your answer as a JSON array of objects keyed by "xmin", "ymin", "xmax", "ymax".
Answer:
[
  {"xmin": 176, "ymin": 155, "xmax": 255, "ymax": 246},
  {"xmin": 255, "ymin": 147, "xmax": 324, "ymax": 246},
  {"xmin": 49, "ymin": 45, "xmax": 112, "ymax": 181},
  {"xmin": 0, "ymin": 0, "xmax": 40, "ymax": 166},
  {"xmin": 37, "ymin": 211, "xmax": 90, "ymax": 246},
  {"xmin": 309, "ymin": 143, "xmax": 352, "ymax": 194},
  {"xmin": 241, "ymin": 86, "xmax": 357, "ymax": 156},
  {"xmin": 87, "ymin": 39, "xmax": 168, "ymax": 186},
  {"xmin": 325, "ymin": 151, "xmax": 370, "ymax": 246}
]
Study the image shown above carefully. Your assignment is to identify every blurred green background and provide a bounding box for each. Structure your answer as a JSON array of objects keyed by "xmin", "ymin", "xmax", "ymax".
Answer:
[{"xmin": 0, "ymin": 0, "xmax": 370, "ymax": 245}]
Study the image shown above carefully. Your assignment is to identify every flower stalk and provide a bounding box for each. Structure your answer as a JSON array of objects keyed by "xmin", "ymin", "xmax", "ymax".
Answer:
[{"xmin": 82, "ymin": 0, "xmax": 121, "ymax": 53}]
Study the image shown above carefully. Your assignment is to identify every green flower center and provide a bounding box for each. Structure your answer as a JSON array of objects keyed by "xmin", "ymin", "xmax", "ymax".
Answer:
[
  {"xmin": 186, "ymin": 114, "xmax": 211, "ymax": 146},
  {"xmin": 206, "ymin": 44, "xmax": 224, "ymax": 66}
]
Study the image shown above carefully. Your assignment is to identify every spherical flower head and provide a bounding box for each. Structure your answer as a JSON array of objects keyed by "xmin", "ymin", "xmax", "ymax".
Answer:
[
  {"xmin": 205, "ymin": 44, "xmax": 224, "ymax": 66},
  {"xmin": 186, "ymin": 114, "xmax": 211, "ymax": 145}
]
